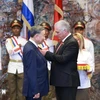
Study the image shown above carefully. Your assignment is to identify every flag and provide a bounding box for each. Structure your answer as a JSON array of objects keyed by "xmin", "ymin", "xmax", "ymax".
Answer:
[
  {"xmin": 52, "ymin": 0, "xmax": 63, "ymax": 43},
  {"xmin": 20, "ymin": 23, "xmax": 28, "ymax": 39},
  {"xmin": 54, "ymin": 0, "xmax": 63, "ymax": 24},
  {"xmin": 21, "ymin": 0, "xmax": 34, "ymax": 39}
]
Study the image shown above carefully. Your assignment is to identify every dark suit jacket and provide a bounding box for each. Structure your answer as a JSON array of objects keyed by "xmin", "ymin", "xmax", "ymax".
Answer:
[
  {"xmin": 22, "ymin": 41, "xmax": 49, "ymax": 97},
  {"xmin": 45, "ymin": 34, "xmax": 80, "ymax": 87}
]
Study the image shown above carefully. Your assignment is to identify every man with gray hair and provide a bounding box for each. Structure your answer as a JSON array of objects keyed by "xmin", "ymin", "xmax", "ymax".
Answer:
[
  {"xmin": 40, "ymin": 20, "xmax": 80, "ymax": 100},
  {"xmin": 22, "ymin": 25, "xmax": 49, "ymax": 100}
]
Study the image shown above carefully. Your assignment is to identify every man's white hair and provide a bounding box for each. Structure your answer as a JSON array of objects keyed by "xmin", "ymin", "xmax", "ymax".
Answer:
[{"xmin": 54, "ymin": 20, "xmax": 70, "ymax": 32}]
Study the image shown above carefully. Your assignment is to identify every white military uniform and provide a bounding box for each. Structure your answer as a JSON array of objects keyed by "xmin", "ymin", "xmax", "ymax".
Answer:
[
  {"xmin": 6, "ymin": 36, "xmax": 27, "ymax": 74},
  {"xmin": 77, "ymin": 49, "xmax": 94, "ymax": 89},
  {"xmin": 84, "ymin": 37, "xmax": 95, "ymax": 72},
  {"xmin": 39, "ymin": 38, "xmax": 54, "ymax": 70}
]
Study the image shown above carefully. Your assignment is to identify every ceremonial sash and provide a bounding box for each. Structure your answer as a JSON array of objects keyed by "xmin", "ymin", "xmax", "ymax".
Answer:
[
  {"xmin": 77, "ymin": 64, "xmax": 90, "ymax": 71},
  {"xmin": 38, "ymin": 41, "xmax": 49, "ymax": 50},
  {"xmin": 11, "ymin": 37, "xmax": 23, "ymax": 59}
]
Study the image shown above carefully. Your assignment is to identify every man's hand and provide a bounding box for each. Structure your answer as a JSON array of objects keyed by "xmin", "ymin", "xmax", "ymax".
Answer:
[
  {"xmin": 18, "ymin": 44, "xmax": 22, "ymax": 47},
  {"xmin": 39, "ymin": 49, "xmax": 48, "ymax": 56},
  {"xmin": 33, "ymin": 93, "xmax": 40, "ymax": 99},
  {"xmin": 87, "ymin": 71, "xmax": 92, "ymax": 79}
]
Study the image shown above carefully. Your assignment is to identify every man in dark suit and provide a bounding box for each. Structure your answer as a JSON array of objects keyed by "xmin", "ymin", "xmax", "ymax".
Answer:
[
  {"xmin": 40, "ymin": 20, "xmax": 80, "ymax": 100},
  {"xmin": 22, "ymin": 25, "xmax": 49, "ymax": 100}
]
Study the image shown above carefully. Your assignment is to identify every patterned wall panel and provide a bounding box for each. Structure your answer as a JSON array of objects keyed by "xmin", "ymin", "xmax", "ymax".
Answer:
[{"xmin": 0, "ymin": 0, "xmax": 100, "ymax": 100}]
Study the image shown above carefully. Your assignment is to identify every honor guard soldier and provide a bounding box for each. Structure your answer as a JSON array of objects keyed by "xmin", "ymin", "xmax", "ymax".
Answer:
[
  {"xmin": 40, "ymin": 22, "xmax": 54, "ymax": 53},
  {"xmin": 73, "ymin": 21, "xmax": 95, "ymax": 100},
  {"xmin": 73, "ymin": 21, "xmax": 95, "ymax": 72},
  {"xmin": 5, "ymin": 19, "xmax": 27, "ymax": 100}
]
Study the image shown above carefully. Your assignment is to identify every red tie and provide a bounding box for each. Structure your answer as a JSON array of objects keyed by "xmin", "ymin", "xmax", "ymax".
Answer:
[{"xmin": 55, "ymin": 42, "xmax": 64, "ymax": 53}]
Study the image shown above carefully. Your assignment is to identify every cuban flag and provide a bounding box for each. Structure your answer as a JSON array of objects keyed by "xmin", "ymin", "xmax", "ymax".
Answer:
[{"xmin": 21, "ymin": 0, "xmax": 34, "ymax": 39}]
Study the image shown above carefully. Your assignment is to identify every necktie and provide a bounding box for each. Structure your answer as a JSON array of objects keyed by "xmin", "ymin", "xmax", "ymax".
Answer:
[{"xmin": 55, "ymin": 42, "xmax": 64, "ymax": 53}]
